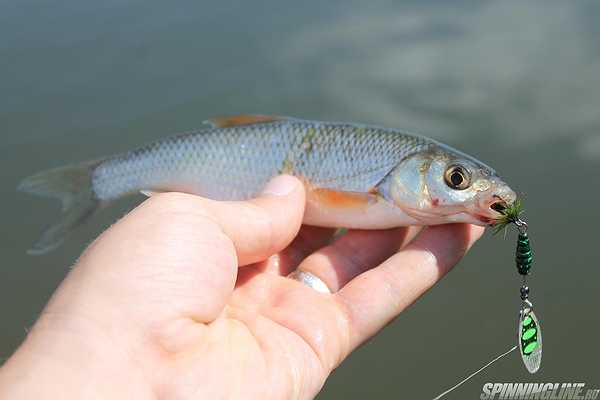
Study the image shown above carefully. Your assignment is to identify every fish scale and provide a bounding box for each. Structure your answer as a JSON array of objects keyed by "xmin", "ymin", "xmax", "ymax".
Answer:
[
  {"xmin": 92, "ymin": 120, "xmax": 430, "ymax": 202},
  {"xmin": 18, "ymin": 115, "xmax": 514, "ymax": 255}
]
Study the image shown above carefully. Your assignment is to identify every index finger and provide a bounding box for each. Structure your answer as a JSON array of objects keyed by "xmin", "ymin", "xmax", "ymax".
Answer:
[{"xmin": 334, "ymin": 224, "xmax": 485, "ymax": 352}]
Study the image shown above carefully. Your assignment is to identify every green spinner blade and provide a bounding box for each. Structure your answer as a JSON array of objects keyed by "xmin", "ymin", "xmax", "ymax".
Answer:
[{"xmin": 518, "ymin": 308, "xmax": 542, "ymax": 373}]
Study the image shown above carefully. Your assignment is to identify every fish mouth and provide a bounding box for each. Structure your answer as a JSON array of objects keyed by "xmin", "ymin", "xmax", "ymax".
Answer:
[
  {"xmin": 481, "ymin": 180, "xmax": 517, "ymax": 224},
  {"xmin": 401, "ymin": 193, "xmax": 515, "ymax": 226},
  {"xmin": 481, "ymin": 197, "xmax": 511, "ymax": 225},
  {"xmin": 490, "ymin": 199, "xmax": 508, "ymax": 213},
  {"xmin": 472, "ymin": 195, "xmax": 511, "ymax": 225}
]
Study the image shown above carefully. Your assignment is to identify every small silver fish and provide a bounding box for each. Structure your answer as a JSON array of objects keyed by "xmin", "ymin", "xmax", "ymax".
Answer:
[{"xmin": 19, "ymin": 115, "xmax": 516, "ymax": 255}]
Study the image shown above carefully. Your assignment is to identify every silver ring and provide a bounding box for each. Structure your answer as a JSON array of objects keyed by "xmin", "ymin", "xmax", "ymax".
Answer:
[{"xmin": 287, "ymin": 270, "xmax": 331, "ymax": 294}]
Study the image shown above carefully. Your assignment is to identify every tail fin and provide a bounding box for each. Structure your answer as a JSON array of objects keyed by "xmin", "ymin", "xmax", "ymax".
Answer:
[{"xmin": 18, "ymin": 161, "xmax": 100, "ymax": 255}]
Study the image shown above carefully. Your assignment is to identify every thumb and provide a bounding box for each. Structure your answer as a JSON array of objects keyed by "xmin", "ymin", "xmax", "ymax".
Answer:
[
  {"xmin": 194, "ymin": 174, "xmax": 307, "ymax": 266},
  {"xmin": 43, "ymin": 175, "xmax": 306, "ymax": 326}
]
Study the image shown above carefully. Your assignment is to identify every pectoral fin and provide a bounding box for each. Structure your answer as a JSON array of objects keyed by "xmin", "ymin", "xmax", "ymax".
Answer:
[
  {"xmin": 303, "ymin": 186, "xmax": 415, "ymax": 228},
  {"xmin": 308, "ymin": 188, "xmax": 376, "ymax": 209}
]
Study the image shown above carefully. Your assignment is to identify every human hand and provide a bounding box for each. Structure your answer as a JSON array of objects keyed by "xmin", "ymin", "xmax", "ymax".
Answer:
[{"xmin": 0, "ymin": 175, "xmax": 484, "ymax": 399}]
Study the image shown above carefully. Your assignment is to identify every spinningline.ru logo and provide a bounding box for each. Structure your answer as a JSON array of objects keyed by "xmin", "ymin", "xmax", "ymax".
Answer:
[{"xmin": 481, "ymin": 383, "xmax": 599, "ymax": 400}]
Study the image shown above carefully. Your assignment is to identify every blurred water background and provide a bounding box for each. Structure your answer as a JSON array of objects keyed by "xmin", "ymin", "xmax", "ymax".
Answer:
[{"xmin": 1, "ymin": 1, "xmax": 599, "ymax": 398}]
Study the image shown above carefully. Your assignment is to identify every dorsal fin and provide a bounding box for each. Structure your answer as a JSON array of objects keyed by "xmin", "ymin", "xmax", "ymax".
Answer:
[{"xmin": 204, "ymin": 114, "xmax": 286, "ymax": 128}]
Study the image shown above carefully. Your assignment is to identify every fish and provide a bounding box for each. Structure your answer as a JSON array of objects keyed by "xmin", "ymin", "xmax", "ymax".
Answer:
[{"xmin": 18, "ymin": 114, "xmax": 516, "ymax": 255}]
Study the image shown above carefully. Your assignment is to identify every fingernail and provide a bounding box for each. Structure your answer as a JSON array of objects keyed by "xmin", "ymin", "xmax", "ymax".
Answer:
[{"xmin": 262, "ymin": 175, "xmax": 296, "ymax": 196}]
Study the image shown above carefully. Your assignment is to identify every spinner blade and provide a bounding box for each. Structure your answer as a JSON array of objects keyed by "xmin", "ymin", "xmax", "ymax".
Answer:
[{"xmin": 518, "ymin": 308, "xmax": 542, "ymax": 373}]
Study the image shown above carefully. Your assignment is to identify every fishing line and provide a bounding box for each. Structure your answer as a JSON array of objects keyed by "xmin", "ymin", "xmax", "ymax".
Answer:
[
  {"xmin": 431, "ymin": 345, "xmax": 517, "ymax": 400},
  {"xmin": 432, "ymin": 201, "xmax": 543, "ymax": 399}
]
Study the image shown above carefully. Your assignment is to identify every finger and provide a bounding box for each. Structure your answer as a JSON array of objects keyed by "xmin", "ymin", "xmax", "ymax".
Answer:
[
  {"xmin": 335, "ymin": 224, "xmax": 484, "ymax": 352},
  {"xmin": 257, "ymin": 226, "xmax": 337, "ymax": 275},
  {"xmin": 193, "ymin": 175, "xmax": 307, "ymax": 266},
  {"xmin": 293, "ymin": 226, "xmax": 421, "ymax": 292},
  {"xmin": 45, "ymin": 175, "xmax": 306, "ymax": 328}
]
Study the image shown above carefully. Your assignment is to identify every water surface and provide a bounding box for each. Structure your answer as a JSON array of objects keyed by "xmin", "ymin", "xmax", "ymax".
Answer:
[{"xmin": 1, "ymin": 1, "xmax": 599, "ymax": 397}]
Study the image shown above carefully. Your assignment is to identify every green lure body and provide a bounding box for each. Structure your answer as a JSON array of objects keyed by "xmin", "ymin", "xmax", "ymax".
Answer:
[{"xmin": 516, "ymin": 232, "xmax": 533, "ymax": 275}]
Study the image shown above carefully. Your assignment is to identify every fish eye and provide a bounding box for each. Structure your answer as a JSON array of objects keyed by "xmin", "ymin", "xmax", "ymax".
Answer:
[{"xmin": 444, "ymin": 165, "xmax": 471, "ymax": 190}]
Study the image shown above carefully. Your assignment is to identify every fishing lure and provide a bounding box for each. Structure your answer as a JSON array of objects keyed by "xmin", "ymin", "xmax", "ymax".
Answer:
[
  {"xmin": 512, "ymin": 214, "xmax": 542, "ymax": 373},
  {"xmin": 488, "ymin": 198, "xmax": 542, "ymax": 372},
  {"xmin": 432, "ymin": 200, "xmax": 542, "ymax": 399}
]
